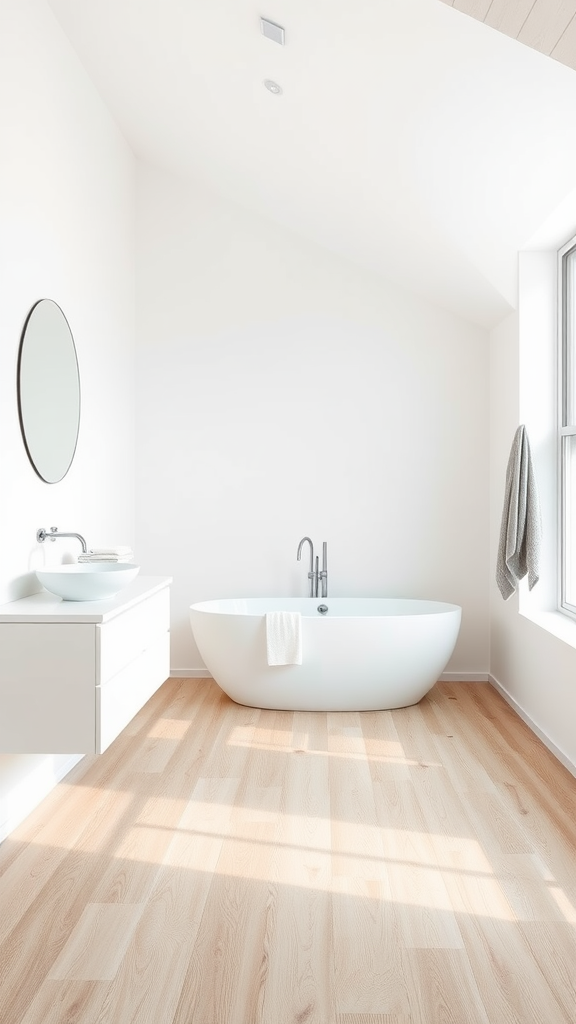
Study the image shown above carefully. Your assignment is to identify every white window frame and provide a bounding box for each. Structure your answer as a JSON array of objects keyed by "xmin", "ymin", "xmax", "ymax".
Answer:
[{"xmin": 559, "ymin": 233, "xmax": 576, "ymax": 618}]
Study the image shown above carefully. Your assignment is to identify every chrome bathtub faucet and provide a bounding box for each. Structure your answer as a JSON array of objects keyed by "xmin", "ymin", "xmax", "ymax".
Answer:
[
  {"xmin": 319, "ymin": 541, "xmax": 328, "ymax": 598},
  {"xmin": 296, "ymin": 537, "xmax": 328, "ymax": 598}
]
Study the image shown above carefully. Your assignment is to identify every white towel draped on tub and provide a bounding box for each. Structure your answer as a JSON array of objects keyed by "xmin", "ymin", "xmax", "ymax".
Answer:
[
  {"xmin": 496, "ymin": 425, "xmax": 542, "ymax": 600},
  {"xmin": 266, "ymin": 611, "xmax": 302, "ymax": 666}
]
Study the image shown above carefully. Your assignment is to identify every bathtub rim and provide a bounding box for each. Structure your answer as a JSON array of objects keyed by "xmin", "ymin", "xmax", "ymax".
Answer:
[{"xmin": 190, "ymin": 596, "xmax": 462, "ymax": 619}]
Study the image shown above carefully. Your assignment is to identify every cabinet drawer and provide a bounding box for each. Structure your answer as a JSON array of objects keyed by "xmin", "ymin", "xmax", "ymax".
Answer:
[
  {"xmin": 0, "ymin": 677, "xmax": 95, "ymax": 754},
  {"xmin": 0, "ymin": 623, "xmax": 95, "ymax": 686},
  {"xmin": 98, "ymin": 587, "xmax": 170, "ymax": 683},
  {"xmin": 0, "ymin": 623, "xmax": 96, "ymax": 754},
  {"xmin": 97, "ymin": 632, "xmax": 170, "ymax": 753}
]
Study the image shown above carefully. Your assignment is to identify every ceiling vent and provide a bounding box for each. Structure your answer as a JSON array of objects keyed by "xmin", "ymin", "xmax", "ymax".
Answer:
[{"xmin": 260, "ymin": 17, "xmax": 285, "ymax": 45}]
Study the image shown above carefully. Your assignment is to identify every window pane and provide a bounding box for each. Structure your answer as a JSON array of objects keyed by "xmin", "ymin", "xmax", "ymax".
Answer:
[
  {"xmin": 563, "ymin": 434, "xmax": 576, "ymax": 607},
  {"xmin": 565, "ymin": 248, "xmax": 576, "ymax": 426}
]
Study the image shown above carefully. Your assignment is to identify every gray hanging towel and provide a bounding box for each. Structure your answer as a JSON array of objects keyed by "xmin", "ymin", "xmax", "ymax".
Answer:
[{"xmin": 496, "ymin": 425, "xmax": 542, "ymax": 600}]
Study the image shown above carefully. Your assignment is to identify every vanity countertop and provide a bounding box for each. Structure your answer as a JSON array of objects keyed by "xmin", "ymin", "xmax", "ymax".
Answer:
[{"xmin": 0, "ymin": 575, "xmax": 172, "ymax": 624}]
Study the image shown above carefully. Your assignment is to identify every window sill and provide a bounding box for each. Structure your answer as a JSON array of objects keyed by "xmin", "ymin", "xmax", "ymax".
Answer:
[{"xmin": 520, "ymin": 606, "xmax": 576, "ymax": 650}]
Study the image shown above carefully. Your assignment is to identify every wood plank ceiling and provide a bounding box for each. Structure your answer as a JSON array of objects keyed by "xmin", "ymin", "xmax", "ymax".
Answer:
[{"xmin": 438, "ymin": 0, "xmax": 576, "ymax": 72}]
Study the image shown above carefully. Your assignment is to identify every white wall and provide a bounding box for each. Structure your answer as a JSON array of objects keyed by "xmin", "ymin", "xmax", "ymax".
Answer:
[
  {"xmin": 0, "ymin": 0, "xmax": 136, "ymax": 838},
  {"xmin": 136, "ymin": 165, "xmax": 490, "ymax": 677},
  {"xmin": 490, "ymin": 296, "xmax": 576, "ymax": 774}
]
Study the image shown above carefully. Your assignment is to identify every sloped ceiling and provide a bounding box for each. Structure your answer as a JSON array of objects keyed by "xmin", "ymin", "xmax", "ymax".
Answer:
[
  {"xmin": 439, "ymin": 0, "xmax": 576, "ymax": 73},
  {"xmin": 47, "ymin": 0, "xmax": 576, "ymax": 329}
]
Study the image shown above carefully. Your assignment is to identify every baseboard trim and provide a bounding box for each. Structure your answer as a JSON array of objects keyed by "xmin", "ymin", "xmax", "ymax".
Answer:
[
  {"xmin": 0, "ymin": 753, "xmax": 84, "ymax": 844},
  {"xmin": 171, "ymin": 668, "xmax": 489, "ymax": 683},
  {"xmin": 439, "ymin": 672, "xmax": 489, "ymax": 682},
  {"xmin": 171, "ymin": 668, "xmax": 213, "ymax": 678},
  {"xmin": 489, "ymin": 673, "xmax": 576, "ymax": 779}
]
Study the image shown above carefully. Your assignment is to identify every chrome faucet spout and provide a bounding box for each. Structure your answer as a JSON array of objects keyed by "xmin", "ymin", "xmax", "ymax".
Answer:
[
  {"xmin": 297, "ymin": 536, "xmax": 314, "ymax": 573},
  {"xmin": 297, "ymin": 536, "xmax": 317, "ymax": 597},
  {"xmin": 37, "ymin": 526, "xmax": 88, "ymax": 554}
]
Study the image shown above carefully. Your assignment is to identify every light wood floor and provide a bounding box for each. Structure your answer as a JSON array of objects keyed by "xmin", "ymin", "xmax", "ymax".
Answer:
[{"xmin": 1, "ymin": 679, "xmax": 575, "ymax": 1024}]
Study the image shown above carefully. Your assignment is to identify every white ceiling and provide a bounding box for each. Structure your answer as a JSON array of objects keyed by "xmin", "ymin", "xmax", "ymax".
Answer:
[{"xmin": 47, "ymin": 0, "xmax": 576, "ymax": 328}]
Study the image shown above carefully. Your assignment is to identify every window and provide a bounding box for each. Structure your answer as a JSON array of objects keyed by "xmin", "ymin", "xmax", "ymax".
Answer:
[{"xmin": 559, "ymin": 235, "xmax": 576, "ymax": 614}]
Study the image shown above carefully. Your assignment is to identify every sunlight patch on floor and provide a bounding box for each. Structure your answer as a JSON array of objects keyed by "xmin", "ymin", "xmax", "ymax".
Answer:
[
  {"xmin": 547, "ymin": 884, "xmax": 576, "ymax": 922},
  {"xmin": 145, "ymin": 718, "xmax": 192, "ymax": 740},
  {"xmin": 100, "ymin": 799, "xmax": 528, "ymax": 921},
  {"xmin": 228, "ymin": 734, "xmax": 441, "ymax": 768},
  {"xmin": 11, "ymin": 795, "xmax": 574, "ymax": 924},
  {"xmin": 72, "ymin": 790, "xmax": 136, "ymax": 853}
]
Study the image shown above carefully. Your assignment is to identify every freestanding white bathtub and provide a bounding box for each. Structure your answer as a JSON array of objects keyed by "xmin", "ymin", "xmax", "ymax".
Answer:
[{"xmin": 189, "ymin": 597, "xmax": 461, "ymax": 711}]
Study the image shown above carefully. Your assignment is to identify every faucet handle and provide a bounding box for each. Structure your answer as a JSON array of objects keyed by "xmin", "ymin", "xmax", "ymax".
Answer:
[{"xmin": 37, "ymin": 527, "xmax": 57, "ymax": 543}]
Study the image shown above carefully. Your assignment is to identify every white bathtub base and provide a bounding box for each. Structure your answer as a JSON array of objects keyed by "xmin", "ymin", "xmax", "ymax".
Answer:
[{"xmin": 190, "ymin": 597, "xmax": 462, "ymax": 712}]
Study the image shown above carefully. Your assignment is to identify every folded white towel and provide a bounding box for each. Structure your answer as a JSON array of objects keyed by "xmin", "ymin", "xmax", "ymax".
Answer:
[
  {"xmin": 78, "ymin": 558, "xmax": 133, "ymax": 564},
  {"xmin": 266, "ymin": 611, "xmax": 302, "ymax": 666},
  {"xmin": 496, "ymin": 425, "xmax": 542, "ymax": 600},
  {"xmin": 89, "ymin": 547, "xmax": 133, "ymax": 556},
  {"xmin": 78, "ymin": 550, "xmax": 134, "ymax": 564}
]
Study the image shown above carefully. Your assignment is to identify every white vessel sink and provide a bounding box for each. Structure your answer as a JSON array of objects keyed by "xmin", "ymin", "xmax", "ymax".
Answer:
[{"xmin": 36, "ymin": 563, "xmax": 140, "ymax": 601}]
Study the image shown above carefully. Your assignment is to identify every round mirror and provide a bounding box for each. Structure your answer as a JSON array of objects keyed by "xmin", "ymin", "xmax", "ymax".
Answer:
[{"xmin": 17, "ymin": 299, "xmax": 81, "ymax": 484}]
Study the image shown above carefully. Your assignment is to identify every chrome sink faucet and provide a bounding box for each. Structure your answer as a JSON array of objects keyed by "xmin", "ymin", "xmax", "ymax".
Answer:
[
  {"xmin": 37, "ymin": 526, "xmax": 88, "ymax": 554},
  {"xmin": 297, "ymin": 537, "xmax": 328, "ymax": 598}
]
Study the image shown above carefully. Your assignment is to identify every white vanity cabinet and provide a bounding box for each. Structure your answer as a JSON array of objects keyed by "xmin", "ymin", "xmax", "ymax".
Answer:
[{"xmin": 0, "ymin": 577, "xmax": 171, "ymax": 754}]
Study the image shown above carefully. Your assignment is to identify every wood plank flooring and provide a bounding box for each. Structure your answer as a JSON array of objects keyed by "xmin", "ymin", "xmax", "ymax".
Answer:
[{"xmin": 1, "ymin": 679, "xmax": 575, "ymax": 1023}]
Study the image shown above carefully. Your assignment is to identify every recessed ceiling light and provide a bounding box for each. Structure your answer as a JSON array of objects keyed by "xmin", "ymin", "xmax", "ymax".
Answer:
[{"xmin": 263, "ymin": 79, "xmax": 283, "ymax": 95}]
